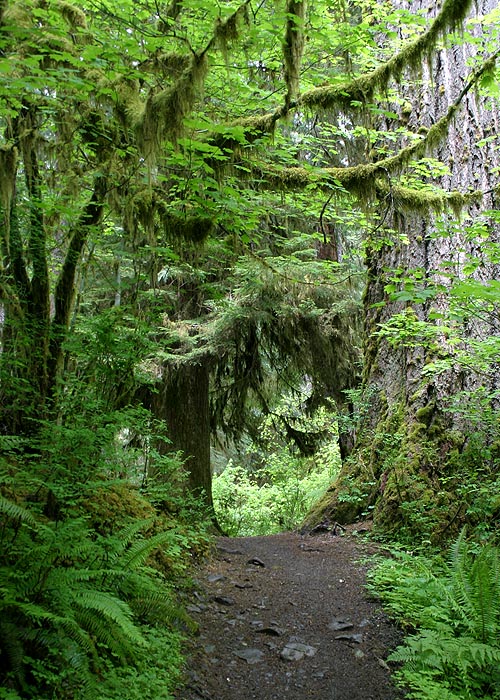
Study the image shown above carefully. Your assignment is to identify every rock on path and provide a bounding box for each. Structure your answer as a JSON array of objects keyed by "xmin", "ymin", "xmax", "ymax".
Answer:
[{"xmin": 176, "ymin": 531, "xmax": 405, "ymax": 700}]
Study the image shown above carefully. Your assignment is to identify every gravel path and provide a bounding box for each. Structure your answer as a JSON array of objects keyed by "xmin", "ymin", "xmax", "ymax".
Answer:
[{"xmin": 175, "ymin": 531, "xmax": 405, "ymax": 700}]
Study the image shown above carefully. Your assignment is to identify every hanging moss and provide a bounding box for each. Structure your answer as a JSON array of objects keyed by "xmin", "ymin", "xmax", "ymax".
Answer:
[
  {"xmin": 124, "ymin": 188, "xmax": 156, "ymax": 238},
  {"xmin": 138, "ymin": 0, "xmax": 252, "ymax": 157},
  {"xmin": 300, "ymin": 81, "xmax": 369, "ymax": 111},
  {"xmin": 299, "ymin": 0, "xmax": 473, "ymax": 112},
  {"xmin": 163, "ymin": 213, "xmax": 214, "ymax": 243},
  {"xmin": 238, "ymin": 111, "xmax": 282, "ymax": 137},
  {"xmin": 57, "ymin": 1, "xmax": 87, "ymax": 28},
  {"xmin": 379, "ymin": 182, "xmax": 480, "ymax": 215},
  {"xmin": 139, "ymin": 53, "xmax": 208, "ymax": 153},
  {"xmin": 214, "ymin": 2, "xmax": 250, "ymax": 61},
  {"xmin": 153, "ymin": 52, "xmax": 192, "ymax": 77},
  {"xmin": 2, "ymin": 2, "xmax": 31, "ymax": 28},
  {"xmin": 113, "ymin": 79, "xmax": 146, "ymax": 130},
  {"xmin": 244, "ymin": 50, "xmax": 492, "ymax": 210},
  {"xmin": 252, "ymin": 163, "xmax": 377, "ymax": 202}
]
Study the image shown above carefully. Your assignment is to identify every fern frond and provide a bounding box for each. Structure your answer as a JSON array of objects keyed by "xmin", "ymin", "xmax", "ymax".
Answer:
[
  {"xmin": 0, "ymin": 495, "xmax": 37, "ymax": 528},
  {"xmin": 118, "ymin": 530, "xmax": 178, "ymax": 570},
  {"xmin": 73, "ymin": 588, "xmax": 144, "ymax": 644},
  {"xmin": 109, "ymin": 519, "xmax": 155, "ymax": 557},
  {"xmin": 468, "ymin": 546, "xmax": 500, "ymax": 644},
  {"xmin": 448, "ymin": 532, "xmax": 500, "ymax": 644},
  {"xmin": 130, "ymin": 591, "xmax": 196, "ymax": 630}
]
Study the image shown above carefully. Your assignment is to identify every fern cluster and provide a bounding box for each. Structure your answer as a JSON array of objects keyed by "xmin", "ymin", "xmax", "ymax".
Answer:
[
  {"xmin": 0, "ymin": 474, "xmax": 200, "ymax": 699},
  {"xmin": 369, "ymin": 532, "xmax": 500, "ymax": 700}
]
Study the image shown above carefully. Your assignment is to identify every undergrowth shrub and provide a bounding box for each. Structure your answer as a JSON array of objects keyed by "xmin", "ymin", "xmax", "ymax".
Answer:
[
  {"xmin": 368, "ymin": 531, "xmax": 500, "ymax": 700},
  {"xmin": 0, "ymin": 490, "xmax": 199, "ymax": 699},
  {"xmin": 0, "ymin": 409, "xmax": 210, "ymax": 699},
  {"xmin": 213, "ymin": 438, "xmax": 340, "ymax": 536},
  {"xmin": 91, "ymin": 625, "xmax": 185, "ymax": 700}
]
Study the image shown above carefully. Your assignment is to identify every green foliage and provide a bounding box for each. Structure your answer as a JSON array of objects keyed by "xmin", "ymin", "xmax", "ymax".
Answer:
[
  {"xmin": 0, "ymin": 390, "xmax": 209, "ymax": 699},
  {"xmin": 2, "ymin": 0, "xmax": 500, "ymax": 695},
  {"xmin": 96, "ymin": 626, "xmax": 185, "ymax": 700},
  {"xmin": 213, "ymin": 403, "xmax": 341, "ymax": 535},
  {"xmin": 368, "ymin": 532, "xmax": 500, "ymax": 700},
  {"xmin": 0, "ymin": 486, "xmax": 196, "ymax": 699}
]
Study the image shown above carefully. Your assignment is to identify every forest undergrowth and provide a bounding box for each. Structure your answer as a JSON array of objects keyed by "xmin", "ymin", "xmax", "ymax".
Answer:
[{"xmin": 0, "ymin": 406, "xmax": 212, "ymax": 700}]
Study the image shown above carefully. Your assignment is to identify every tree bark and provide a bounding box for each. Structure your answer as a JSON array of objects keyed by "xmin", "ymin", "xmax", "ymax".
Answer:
[
  {"xmin": 304, "ymin": 0, "xmax": 500, "ymax": 540},
  {"xmin": 147, "ymin": 358, "xmax": 215, "ymax": 513}
]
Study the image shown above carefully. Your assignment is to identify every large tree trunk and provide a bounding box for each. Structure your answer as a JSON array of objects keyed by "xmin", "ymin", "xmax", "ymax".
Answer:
[
  {"xmin": 147, "ymin": 358, "xmax": 214, "ymax": 513},
  {"xmin": 305, "ymin": 0, "xmax": 500, "ymax": 541}
]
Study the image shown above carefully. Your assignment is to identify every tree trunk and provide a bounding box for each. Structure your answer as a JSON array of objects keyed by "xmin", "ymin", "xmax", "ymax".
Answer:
[
  {"xmin": 147, "ymin": 358, "xmax": 214, "ymax": 513},
  {"xmin": 304, "ymin": 0, "xmax": 500, "ymax": 541}
]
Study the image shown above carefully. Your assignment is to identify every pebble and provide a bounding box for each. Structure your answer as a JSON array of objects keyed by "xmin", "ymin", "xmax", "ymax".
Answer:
[
  {"xmin": 247, "ymin": 557, "xmax": 266, "ymax": 567},
  {"xmin": 255, "ymin": 626, "xmax": 283, "ymax": 637},
  {"xmin": 328, "ymin": 618, "xmax": 354, "ymax": 631},
  {"xmin": 213, "ymin": 595, "xmax": 235, "ymax": 606},
  {"xmin": 335, "ymin": 633, "xmax": 363, "ymax": 643},
  {"xmin": 234, "ymin": 648, "xmax": 265, "ymax": 664},
  {"xmin": 280, "ymin": 642, "xmax": 317, "ymax": 661}
]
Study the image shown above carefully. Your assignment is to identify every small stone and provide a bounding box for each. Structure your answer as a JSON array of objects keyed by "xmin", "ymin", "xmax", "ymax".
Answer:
[
  {"xmin": 217, "ymin": 545, "xmax": 243, "ymax": 555},
  {"xmin": 213, "ymin": 595, "xmax": 235, "ymax": 606},
  {"xmin": 207, "ymin": 573, "xmax": 225, "ymax": 583},
  {"xmin": 335, "ymin": 633, "xmax": 363, "ymax": 643},
  {"xmin": 354, "ymin": 649, "xmax": 365, "ymax": 659},
  {"xmin": 312, "ymin": 671, "xmax": 325, "ymax": 679},
  {"xmin": 186, "ymin": 604, "xmax": 203, "ymax": 614},
  {"xmin": 377, "ymin": 657, "xmax": 391, "ymax": 671},
  {"xmin": 234, "ymin": 582, "xmax": 253, "ymax": 589},
  {"xmin": 234, "ymin": 648, "xmax": 264, "ymax": 664},
  {"xmin": 255, "ymin": 626, "xmax": 283, "ymax": 637},
  {"xmin": 280, "ymin": 642, "xmax": 317, "ymax": 661},
  {"xmin": 281, "ymin": 646, "xmax": 304, "ymax": 662},
  {"xmin": 247, "ymin": 557, "xmax": 266, "ymax": 567},
  {"xmin": 328, "ymin": 619, "xmax": 354, "ymax": 631}
]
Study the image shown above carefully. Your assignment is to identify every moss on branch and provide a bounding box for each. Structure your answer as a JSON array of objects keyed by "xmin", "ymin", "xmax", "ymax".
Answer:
[{"xmin": 300, "ymin": 0, "xmax": 473, "ymax": 111}]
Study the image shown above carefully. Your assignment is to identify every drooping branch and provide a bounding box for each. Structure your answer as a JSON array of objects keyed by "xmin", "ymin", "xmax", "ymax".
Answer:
[
  {"xmin": 212, "ymin": 0, "xmax": 476, "ymax": 146},
  {"xmin": 212, "ymin": 0, "xmax": 251, "ymax": 59},
  {"xmin": 300, "ymin": 0, "xmax": 474, "ymax": 111},
  {"xmin": 137, "ymin": 0, "xmax": 252, "ymax": 153},
  {"xmin": 139, "ymin": 52, "xmax": 209, "ymax": 153},
  {"xmin": 242, "ymin": 50, "xmax": 499, "ymax": 212}
]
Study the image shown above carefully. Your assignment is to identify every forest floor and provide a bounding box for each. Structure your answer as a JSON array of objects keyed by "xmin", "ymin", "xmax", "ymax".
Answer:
[{"xmin": 175, "ymin": 527, "xmax": 406, "ymax": 700}]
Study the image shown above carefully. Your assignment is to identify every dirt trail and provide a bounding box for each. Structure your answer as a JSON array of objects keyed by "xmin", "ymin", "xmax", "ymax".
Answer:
[{"xmin": 176, "ymin": 530, "xmax": 405, "ymax": 700}]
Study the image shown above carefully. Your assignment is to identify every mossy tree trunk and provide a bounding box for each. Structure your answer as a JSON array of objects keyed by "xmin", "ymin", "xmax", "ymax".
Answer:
[
  {"xmin": 0, "ymin": 122, "xmax": 106, "ymax": 435},
  {"xmin": 146, "ymin": 358, "xmax": 214, "ymax": 513},
  {"xmin": 304, "ymin": 0, "xmax": 500, "ymax": 541}
]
